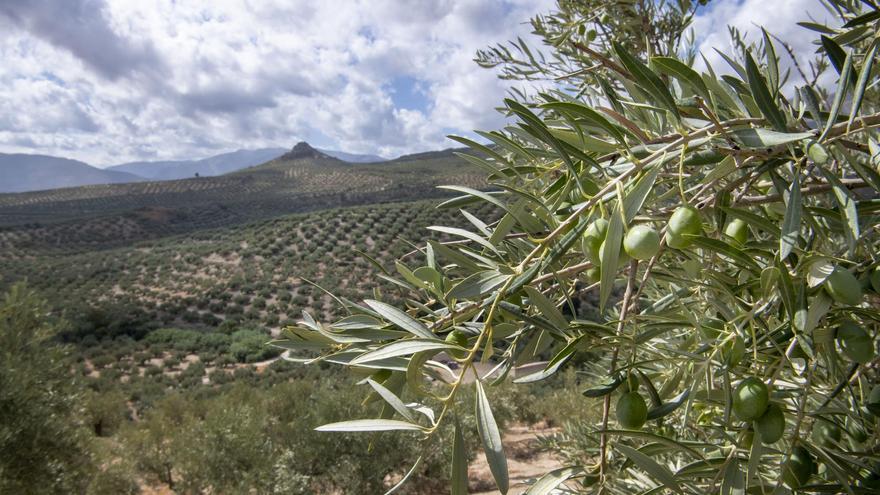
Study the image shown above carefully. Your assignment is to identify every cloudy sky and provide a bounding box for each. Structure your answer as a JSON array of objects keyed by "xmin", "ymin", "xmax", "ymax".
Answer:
[{"xmin": 0, "ymin": 0, "xmax": 834, "ymax": 167}]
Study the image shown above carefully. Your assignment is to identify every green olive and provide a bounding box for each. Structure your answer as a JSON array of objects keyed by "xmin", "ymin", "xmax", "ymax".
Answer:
[
  {"xmin": 806, "ymin": 141, "xmax": 829, "ymax": 165},
  {"xmin": 665, "ymin": 230, "xmax": 692, "ymax": 249},
  {"xmin": 724, "ymin": 218, "xmax": 748, "ymax": 245},
  {"xmin": 372, "ymin": 369, "xmax": 392, "ymax": 383},
  {"xmin": 616, "ymin": 391, "xmax": 648, "ymax": 429},
  {"xmin": 824, "ymin": 267, "xmax": 863, "ymax": 306},
  {"xmin": 445, "ymin": 330, "xmax": 469, "ymax": 359},
  {"xmin": 623, "ymin": 225, "xmax": 661, "ymax": 260},
  {"xmin": 754, "ymin": 403, "xmax": 785, "ymax": 444},
  {"xmin": 783, "ymin": 446, "xmax": 814, "ymax": 489},
  {"xmin": 584, "ymin": 266, "xmax": 600, "ymax": 283},
  {"xmin": 812, "ymin": 420, "xmax": 842, "ymax": 448},
  {"xmin": 732, "ymin": 377, "xmax": 769, "ymax": 422},
  {"xmin": 837, "ymin": 321, "xmax": 874, "ymax": 364},
  {"xmin": 583, "ymin": 219, "xmax": 609, "ymax": 264},
  {"xmin": 668, "ymin": 205, "xmax": 702, "ymax": 236},
  {"xmin": 599, "ymin": 239, "xmax": 630, "ymax": 267},
  {"xmin": 870, "ymin": 267, "xmax": 880, "ymax": 293}
]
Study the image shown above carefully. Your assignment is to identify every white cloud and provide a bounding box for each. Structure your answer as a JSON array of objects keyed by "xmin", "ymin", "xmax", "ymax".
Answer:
[
  {"xmin": 0, "ymin": 0, "xmax": 553, "ymax": 166},
  {"xmin": 693, "ymin": 0, "xmax": 836, "ymax": 89}
]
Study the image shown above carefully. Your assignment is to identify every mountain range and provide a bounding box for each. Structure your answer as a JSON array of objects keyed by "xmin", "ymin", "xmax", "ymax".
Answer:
[
  {"xmin": 0, "ymin": 145, "xmax": 387, "ymax": 193},
  {"xmin": 0, "ymin": 153, "xmax": 145, "ymax": 193}
]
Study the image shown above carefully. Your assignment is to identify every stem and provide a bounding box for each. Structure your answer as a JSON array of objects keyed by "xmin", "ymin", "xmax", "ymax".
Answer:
[
  {"xmin": 428, "ymin": 276, "xmax": 516, "ymax": 433},
  {"xmin": 599, "ymin": 259, "xmax": 639, "ymax": 480}
]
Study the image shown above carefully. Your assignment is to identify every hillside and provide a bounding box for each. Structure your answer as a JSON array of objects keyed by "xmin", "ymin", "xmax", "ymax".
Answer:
[
  {"xmin": 1, "ymin": 201, "xmax": 453, "ymax": 326},
  {"xmin": 0, "ymin": 153, "xmax": 145, "ymax": 193},
  {"xmin": 107, "ymin": 147, "xmax": 385, "ymax": 181},
  {"xmin": 107, "ymin": 148, "xmax": 288, "ymax": 180},
  {"xmin": 0, "ymin": 142, "xmax": 483, "ymax": 249}
]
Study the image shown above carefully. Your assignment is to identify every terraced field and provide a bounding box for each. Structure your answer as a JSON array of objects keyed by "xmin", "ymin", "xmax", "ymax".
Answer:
[{"xmin": 0, "ymin": 144, "xmax": 484, "ymax": 253}]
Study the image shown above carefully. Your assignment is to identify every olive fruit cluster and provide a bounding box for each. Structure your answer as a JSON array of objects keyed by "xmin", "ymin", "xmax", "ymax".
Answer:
[
  {"xmin": 583, "ymin": 218, "xmax": 660, "ymax": 277},
  {"xmin": 665, "ymin": 205, "xmax": 702, "ymax": 249},
  {"xmin": 733, "ymin": 377, "xmax": 787, "ymax": 444}
]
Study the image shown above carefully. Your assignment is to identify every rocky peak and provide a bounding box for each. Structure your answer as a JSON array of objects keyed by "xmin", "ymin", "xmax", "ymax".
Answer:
[{"xmin": 282, "ymin": 141, "xmax": 326, "ymax": 160}]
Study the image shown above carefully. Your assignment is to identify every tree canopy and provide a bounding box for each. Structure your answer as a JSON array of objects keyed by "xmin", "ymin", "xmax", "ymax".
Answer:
[{"xmin": 277, "ymin": 1, "xmax": 880, "ymax": 492}]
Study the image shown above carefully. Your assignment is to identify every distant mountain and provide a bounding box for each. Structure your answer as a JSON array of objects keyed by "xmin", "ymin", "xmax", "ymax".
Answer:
[
  {"xmin": 0, "ymin": 153, "xmax": 144, "ymax": 193},
  {"xmin": 108, "ymin": 148, "xmax": 288, "ymax": 180},
  {"xmin": 108, "ymin": 146, "xmax": 387, "ymax": 181},
  {"xmin": 317, "ymin": 148, "xmax": 384, "ymax": 163}
]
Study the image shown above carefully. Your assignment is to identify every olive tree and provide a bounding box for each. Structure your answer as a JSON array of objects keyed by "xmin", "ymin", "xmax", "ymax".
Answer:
[
  {"xmin": 0, "ymin": 284, "xmax": 96, "ymax": 493},
  {"xmin": 275, "ymin": 0, "xmax": 880, "ymax": 492}
]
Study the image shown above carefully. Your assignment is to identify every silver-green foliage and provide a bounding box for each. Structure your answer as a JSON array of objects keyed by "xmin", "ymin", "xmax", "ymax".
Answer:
[{"xmin": 276, "ymin": 1, "xmax": 880, "ymax": 493}]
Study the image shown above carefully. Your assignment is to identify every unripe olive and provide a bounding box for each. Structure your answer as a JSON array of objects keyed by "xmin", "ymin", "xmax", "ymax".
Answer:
[
  {"xmin": 806, "ymin": 141, "xmax": 829, "ymax": 165},
  {"xmin": 732, "ymin": 377, "xmax": 769, "ymax": 422},
  {"xmin": 870, "ymin": 267, "xmax": 880, "ymax": 293},
  {"xmin": 754, "ymin": 403, "xmax": 785, "ymax": 444},
  {"xmin": 616, "ymin": 391, "xmax": 648, "ymax": 429},
  {"xmin": 445, "ymin": 330, "xmax": 469, "ymax": 359},
  {"xmin": 665, "ymin": 230, "xmax": 692, "ymax": 250},
  {"xmin": 783, "ymin": 446, "xmax": 814, "ymax": 489},
  {"xmin": 599, "ymin": 239, "xmax": 630, "ymax": 267},
  {"xmin": 583, "ymin": 219, "xmax": 609, "ymax": 265},
  {"xmin": 623, "ymin": 225, "xmax": 660, "ymax": 260},
  {"xmin": 837, "ymin": 321, "xmax": 874, "ymax": 364},
  {"xmin": 824, "ymin": 267, "xmax": 863, "ymax": 306},
  {"xmin": 811, "ymin": 420, "xmax": 842, "ymax": 448},
  {"xmin": 372, "ymin": 369, "xmax": 392, "ymax": 383},
  {"xmin": 868, "ymin": 385, "xmax": 880, "ymax": 417},
  {"xmin": 724, "ymin": 218, "xmax": 748, "ymax": 245},
  {"xmin": 668, "ymin": 205, "xmax": 702, "ymax": 236},
  {"xmin": 585, "ymin": 266, "xmax": 600, "ymax": 283}
]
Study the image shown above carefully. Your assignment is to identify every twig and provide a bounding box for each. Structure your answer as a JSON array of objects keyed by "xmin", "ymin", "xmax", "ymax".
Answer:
[{"xmin": 599, "ymin": 259, "xmax": 639, "ymax": 480}]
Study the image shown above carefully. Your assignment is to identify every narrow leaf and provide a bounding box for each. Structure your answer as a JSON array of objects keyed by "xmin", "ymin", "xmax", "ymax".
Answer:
[
  {"xmin": 525, "ymin": 466, "xmax": 586, "ymax": 495},
  {"xmin": 745, "ymin": 51, "xmax": 787, "ymax": 131},
  {"xmin": 613, "ymin": 42, "xmax": 680, "ymax": 122},
  {"xmin": 451, "ymin": 418, "xmax": 468, "ymax": 495},
  {"xmin": 365, "ymin": 299, "xmax": 436, "ymax": 340},
  {"xmin": 848, "ymin": 39, "xmax": 878, "ymax": 128},
  {"xmin": 820, "ymin": 167, "xmax": 860, "ymax": 254},
  {"xmin": 819, "ymin": 49, "xmax": 853, "ymax": 141},
  {"xmin": 599, "ymin": 201, "xmax": 624, "ymax": 312},
  {"xmin": 384, "ymin": 456, "xmax": 423, "ymax": 495},
  {"xmin": 779, "ymin": 174, "xmax": 801, "ymax": 260},
  {"xmin": 475, "ymin": 380, "xmax": 509, "ymax": 494},
  {"xmin": 351, "ymin": 339, "xmax": 459, "ymax": 365},
  {"xmin": 316, "ymin": 419, "xmax": 424, "ymax": 432},
  {"xmin": 367, "ymin": 378, "xmax": 415, "ymax": 422},
  {"xmin": 616, "ymin": 444, "xmax": 683, "ymax": 493}
]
